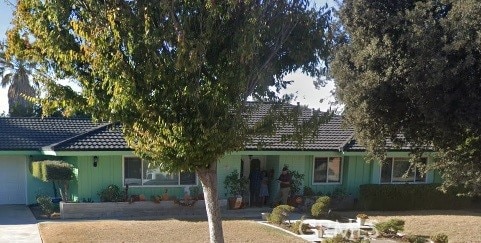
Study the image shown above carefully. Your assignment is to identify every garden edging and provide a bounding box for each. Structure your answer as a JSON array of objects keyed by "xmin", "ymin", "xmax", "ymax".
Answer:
[{"xmin": 60, "ymin": 200, "xmax": 227, "ymax": 219}]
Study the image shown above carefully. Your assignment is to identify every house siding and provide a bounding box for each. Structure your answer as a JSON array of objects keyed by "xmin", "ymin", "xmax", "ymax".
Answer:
[
  {"xmin": 344, "ymin": 156, "xmax": 372, "ymax": 197},
  {"xmin": 74, "ymin": 155, "xmax": 123, "ymax": 202},
  {"xmin": 218, "ymin": 155, "xmax": 242, "ymax": 199},
  {"xmin": 43, "ymin": 151, "xmax": 438, "ymax": 203}
]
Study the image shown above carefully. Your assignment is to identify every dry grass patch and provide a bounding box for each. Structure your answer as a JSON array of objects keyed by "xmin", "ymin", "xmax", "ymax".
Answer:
[
  {"xmin": 40, "ymin": 210, "xmax": 481, "ymax": 242},
  {"xmin": 343, "ymin": 210, "xmax": 481, "ymax": 242},
  {"xmin": 39, "ymin": 219, "xmax": 305, "ymax": 243}
]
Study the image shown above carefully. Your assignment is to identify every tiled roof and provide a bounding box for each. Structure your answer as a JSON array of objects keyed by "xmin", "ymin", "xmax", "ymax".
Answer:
[
  {"xmin": 343, "ymin": 134, "xmax": 427, "ymax": 151},
  {"xmin": 0, "ymin": 104, "xmax": 356, "ymax": 152},
  {"xmin": 343, "ymin": 139, "xmax": 364, "ymax": 151},
  {"xmin": 0, "ymin": 118, "xmax": 106, "ymax": 150},
  {"xmin": 244, "ymin": 103, "xmax": 353, "ymax": 150},
  {"xmin": 43, "ymin": 123, "xmax": 129, "ymax": 151}
]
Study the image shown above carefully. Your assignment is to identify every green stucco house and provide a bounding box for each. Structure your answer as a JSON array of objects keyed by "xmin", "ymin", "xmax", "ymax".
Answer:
[{"xmin": 0, "ymin": 106, "xmax": 439, "ymax": 205}]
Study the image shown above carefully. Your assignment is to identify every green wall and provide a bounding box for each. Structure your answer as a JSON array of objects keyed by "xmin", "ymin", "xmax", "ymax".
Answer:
[
  {"xmin": 73, "ymin": 155, "xmax": 123, "ymax": 202},
  {"xmin": 72, "ymin": 155, "xmax": 220, "ymax": 202},
  {"xmin": 344, "ymin": 156, "xmax": 373, "ymax": 197},
  {"xmin": 54, "ymin": 151, "xmax": 439, "ymax": 203},
  {"xmin": 217, "ymin": 155, "xmax": 242, "ymax": 199},
  {"xmin": 343, "ymin": 155, "xmax": 438, "ymax": 197},
  {"xmin": 64, "ymin": 154, "xmax": 244, "ymax": 202}
]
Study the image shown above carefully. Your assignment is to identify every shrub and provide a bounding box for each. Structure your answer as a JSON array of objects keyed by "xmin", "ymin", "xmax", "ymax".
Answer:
[
  {"xmin": 407, "ymin": 235, "xmax": 427, "ymax": 243},
  {"xmin": 316, "ymin": 196, "xmax": 331, "ymax": 205},
  {"xmin": 290, "ymin": 218, "xmax": 312, "ymax": 235},
  {"xmin": 289, "ymin": 170, "xmax": 305, "ymax": 196},
  {"xmin": 31, "ymin": 160, "xmax": 74, "ymax": 201},
  {"xmin": 310, "ymin": 196, "xmax": 330, "ymax": 218},
  {"xmin": 268, "ymin": 205, "xmax": 295, "ymax": 225},
  {"xmin": 359, "ymin": 184, "xmax": 471, "ymax": 210},
  {"xmin": 431, "ymin": 233, "xmax": 448, "ymax": 243},
  {"xmin": 303, "ymin": 186, "xmax": 314, "ymax": 196},
  {"xmin": 36, "ymin": 195, "xmax": 54, "ymax": 217},
  {"xmin": 190, "ymin": 185, "xmax": 203, "ymax": 199},
  {"xmin": 98, "ymin": 184, "xmax": 125, "ymax": 202},
  {"xmin": 223, "ymin": 170, "xmax": 249, "ymax": 197},
  {"xmin": 331, "ymin": 187, "xmax": 348, "ymax": 200},
  {"xmin": 311, "ymin": 201, "xmax": 329, "ymax": 218},
  {"xmin": 321, "ymin": 234, "xmax": 347, "ymax": 243},
  {"xmin": 375, "ymin": 218, "xmax": 405, "ymax": 236}
]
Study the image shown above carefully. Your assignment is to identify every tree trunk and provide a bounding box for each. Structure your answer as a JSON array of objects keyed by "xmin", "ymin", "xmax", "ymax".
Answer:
[
  {"xmin": 52, "ymin": 181, "xmax": 58, "ymax": 198},
  {"xmin": 58, "ymin": 180, "xmax": 69, "ymax": 202},
  {"xmin": 197, "ymin": 161, "xmax": 224, "ymax": 243}
]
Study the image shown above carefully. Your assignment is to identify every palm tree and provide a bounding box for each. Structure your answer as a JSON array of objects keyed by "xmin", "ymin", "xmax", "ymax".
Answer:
[{"xmin": 0, "ymin": 42, "xmax": 36, "ymax": 116}]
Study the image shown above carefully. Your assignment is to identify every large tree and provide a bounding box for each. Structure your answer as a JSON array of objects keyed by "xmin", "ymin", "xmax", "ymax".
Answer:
[
  {"xmin": 7, "ymin": 1, "xmax": 331, "ymax": 242},
  {"xmin": 332, "ymin": 0, "xmax": 481, "ymax": 196},
  {"xmin": 0, "ymin": 42, "xmax": 37, "ymax": 116}
]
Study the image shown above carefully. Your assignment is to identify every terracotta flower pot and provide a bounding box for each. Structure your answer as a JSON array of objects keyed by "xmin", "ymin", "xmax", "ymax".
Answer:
[{"xmin": 228, "ymin": 197, "xmax": 243, "ymax": 209}]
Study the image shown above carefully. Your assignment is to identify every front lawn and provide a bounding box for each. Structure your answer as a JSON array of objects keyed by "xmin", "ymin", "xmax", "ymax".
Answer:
[
  {"xmin": 38, "ymin": 210, "xmax": 481, "ymax": 242},
  {"xmin": 38, "ymin": 219, "xmax": 305, "ymax": 243},
  {"xmin": 340, "ymin": 210, "xmax": 481, "ymax": 242}
]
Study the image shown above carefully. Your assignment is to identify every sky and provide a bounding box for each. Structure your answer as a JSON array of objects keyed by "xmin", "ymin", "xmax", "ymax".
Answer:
[{"xmin": 0, "ymin": 0, "xmax": 338, "ymax": 115}]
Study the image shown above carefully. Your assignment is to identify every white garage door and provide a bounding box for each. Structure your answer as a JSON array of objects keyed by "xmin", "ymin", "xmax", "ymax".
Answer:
[{"xmin": 0, "ymin": 156, "xmax": 26, "ymax": 204}]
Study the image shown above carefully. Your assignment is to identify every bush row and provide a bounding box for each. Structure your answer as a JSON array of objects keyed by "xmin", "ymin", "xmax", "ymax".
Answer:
[{"xmin": 359, "ymin": 184, "xmax": 472, "ymax": 210}]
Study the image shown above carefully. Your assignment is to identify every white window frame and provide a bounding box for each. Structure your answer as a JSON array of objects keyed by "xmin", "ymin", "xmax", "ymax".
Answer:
[
  {"xmin": 380, "ymin": 157, "xmax": 427, "ymax": 184},
  {"xmin": 122, "ymin": 156, "xmax": 198, "ymax": 187},
  {"xmin": 312, "ymin": 157, "xmax": 343, "ymax": 185}
]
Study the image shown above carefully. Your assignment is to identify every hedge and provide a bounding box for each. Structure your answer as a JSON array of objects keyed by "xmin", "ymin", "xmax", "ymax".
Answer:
[
  {"xmin": 359, "ymin": 184, "xmax": 471, "ymax": 210},
  {"xmin": 31, "ymin": 160, "xmax": 74, "ymax": 182}
]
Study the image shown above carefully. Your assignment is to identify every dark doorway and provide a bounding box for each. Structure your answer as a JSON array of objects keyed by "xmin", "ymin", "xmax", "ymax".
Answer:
[{"xmin": 250, "ymin": 158, "xmax": 261, "ymax": 170}]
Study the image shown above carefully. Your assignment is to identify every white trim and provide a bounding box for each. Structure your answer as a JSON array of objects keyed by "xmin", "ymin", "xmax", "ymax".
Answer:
[
  {"xmin": 122, "ymin": 155, "xmax": 125, "ymax": 186},
  {"xmin": 311, "ymin": 156, "xmax": 343, "ymax": 185},
  {"xmin": 45, "ymin": 150, "xmax": 134, "ymax": 156},
  {"xmin": 23, "ymin": 156, "xmax": 28, "ymax": 205},
  {"xmin": 122, "ymin": 155, "xmax": 198, "ymax": 187},
  {"xmin": 379, "ymin": 157, "xmax": 428, "ymax": 184}
]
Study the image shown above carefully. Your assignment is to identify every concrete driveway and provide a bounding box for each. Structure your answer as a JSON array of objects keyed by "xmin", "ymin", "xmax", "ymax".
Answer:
[{"xmin": 0, "ymin": 205, "xmax": 41, "ymax": 243}]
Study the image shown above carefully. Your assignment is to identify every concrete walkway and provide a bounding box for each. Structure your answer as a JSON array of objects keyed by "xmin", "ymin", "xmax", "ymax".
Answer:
[{"xmin": 0, "ymin": 205, "xmax": 41, "ymax": 243}]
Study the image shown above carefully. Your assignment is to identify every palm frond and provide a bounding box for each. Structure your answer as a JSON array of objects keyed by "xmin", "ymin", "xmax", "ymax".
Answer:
[{"xmin": 1, "ymin": 73, "xmax": 13, "ymax": 87}]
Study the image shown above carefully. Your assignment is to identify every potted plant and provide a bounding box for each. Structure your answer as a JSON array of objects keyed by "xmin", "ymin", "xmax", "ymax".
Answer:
[
  {"xmin": 223, "ymin": 170, "xmax": 248, "ymax": 209},
  {"xmin": 356, "ymin": 213, "xmax": 369, "ymax": 226},
  {"xmin": 287, "ymin": 170, "xmax": 305, "ymax": 206}
]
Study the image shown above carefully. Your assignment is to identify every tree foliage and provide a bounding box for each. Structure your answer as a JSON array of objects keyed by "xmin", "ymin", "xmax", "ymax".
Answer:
[
  {"xmin": 8, "ymin": 1, "xmax": 332, "ymax": 242},
  {"xmin": 0, "ymin": 42, "xmax": 37, "ymax": 116},
  {"xmin": 332, "ymin": 0, "xmax": 481, "ymax": 196}
]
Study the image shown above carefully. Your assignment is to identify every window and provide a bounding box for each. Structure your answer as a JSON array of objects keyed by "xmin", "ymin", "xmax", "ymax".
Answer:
[
  {"xmin": 313, "ymin": 157, "xmax": 342, "ymax": 184},
  {"xmin": 381, "ymin": 158, "xmax": 426, "ymax": 183},
  {"xmin": 123, "ymin": 157, "xmax": 197, "ymax": 186}
]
